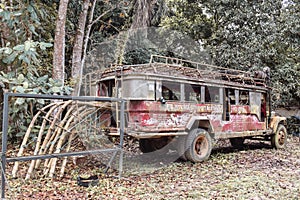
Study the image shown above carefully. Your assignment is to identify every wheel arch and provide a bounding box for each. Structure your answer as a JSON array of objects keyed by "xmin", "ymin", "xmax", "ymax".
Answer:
[
  {"xmin": 186, "ymin": 116, "xmax": 213, "ymax": 132},
  {"xmin": 269, "ymin": 116, "xmax": 287, "ymax": 133}
]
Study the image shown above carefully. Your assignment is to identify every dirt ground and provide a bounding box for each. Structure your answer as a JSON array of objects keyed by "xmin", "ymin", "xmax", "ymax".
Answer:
[{"xmin": 4, "ymin": 135, "xmax": 300, "ymax": 200}]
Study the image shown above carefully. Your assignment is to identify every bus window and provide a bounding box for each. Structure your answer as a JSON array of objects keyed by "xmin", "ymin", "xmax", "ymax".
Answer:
[
  {"xmin": 227, "ymin": 89, "xmax": 235, "ymax": 105},
  {"xmin": 98, "ymin": 83, "xmax": 107, "ymax": 96},
  {"xmin": 261, "ymin": 93, "xmax": 267, "ymax": 121},
  {"xmin": 205, "ymin": 86, "xmax": 220, "ymax": 103},
  {"xmin": 122, "ymin": 80, "xmax": 155, "ymax": 100},
  {"xmin": 162, "ymin": 81, "xmax": 181, "ymax": 101},
  {"xmin": 250, "ymin": 92, "xmax": 262, "ymax": 120},
  {"xmin": 98, "ymin": 79, "xmax": 115, "ymax": 97},
  {"xmin": 239, "ymin": 90, "xmax": 249, "ymax": 105},
  {"xmin": 225, "ymin": 88, "xmax": 235, "ymax": 121},
  {"xmin": 185, "ymin": 84, "xmax": 201, "ymax": 102}
]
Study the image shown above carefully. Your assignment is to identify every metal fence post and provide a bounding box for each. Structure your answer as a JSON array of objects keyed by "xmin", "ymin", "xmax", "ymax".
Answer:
[
  {"xmin": 118, "ymin": 100, "xmax": 125, "ymax": 178},
  {"xmin": 1, "ymin": 93, "xmax": 9, "ymax": 199}
]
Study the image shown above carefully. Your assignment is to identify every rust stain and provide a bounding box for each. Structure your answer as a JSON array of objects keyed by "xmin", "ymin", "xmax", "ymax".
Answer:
[{"xmin": 127, "ymin": 101, "xmax": 265, "ymax": 133}]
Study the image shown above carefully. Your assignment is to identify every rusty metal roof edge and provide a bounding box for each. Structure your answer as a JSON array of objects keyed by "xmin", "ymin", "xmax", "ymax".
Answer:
[
  {"xmin": 102, "ymin": 62, "xmax": 261, "ymax": 77},
  {"xmin": 119, "ymin": 72, "xmax": 266, "ymax": 90},
  {"xmin": 93, "ymin": 55, "xmax": 268, "ymax": 89}
]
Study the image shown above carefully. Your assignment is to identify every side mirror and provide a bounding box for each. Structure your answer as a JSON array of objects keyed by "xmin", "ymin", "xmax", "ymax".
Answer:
[{"xmin": 159, "ymin": 97, "xmax": 166, "ymax": 104}]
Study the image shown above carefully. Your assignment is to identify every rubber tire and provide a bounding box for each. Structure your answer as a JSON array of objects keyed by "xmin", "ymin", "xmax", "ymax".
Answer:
[
  {"xmin": 185, "ymin": 129, "xmax": 213, "ymax": 163},
  {"xmin": 271, "ymin": 124, "xmax": 287, "ymax": 149},
  {"xmin": 229, "ymin": 137, "xmax": 245, "ymax": 148},
  {"xmin": 176, "ymin": 136, "xmax": 187, "ymax": 161}
]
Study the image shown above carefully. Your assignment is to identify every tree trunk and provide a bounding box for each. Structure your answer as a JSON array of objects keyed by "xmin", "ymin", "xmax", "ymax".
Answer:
[
  {"xmin": 130, "ymin": 0, "xmax": 156, "ymax": 29},
  {"xmin": 0, "ymin": 22, "xmax": 10, "ymax": 48},
  {"xmin": 71, "ymin": 0, "xmax": 90, "ymax": 96},
  {"xmin": 75, "ymin": 1, "xmax": 113, "ymax": 96},
  {"xmin": 53, "ymin": 0, "xmax": 69, "ymax": 86},
  {"xmin": 114, "ymin": 0, "xmax": 156, "ymax": 64}
]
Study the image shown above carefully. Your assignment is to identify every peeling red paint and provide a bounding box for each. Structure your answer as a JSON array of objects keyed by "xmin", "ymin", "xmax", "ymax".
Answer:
[
  {"xmin": 96, "ymin": 56, "xmax": 275, "ymax": 139},
  {"xmin": 127, "ymin": 101, "xmax": 265, "ymax": 133}
]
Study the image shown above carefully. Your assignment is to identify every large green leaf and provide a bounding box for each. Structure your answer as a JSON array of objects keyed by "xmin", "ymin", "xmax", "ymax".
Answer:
[
  {"xmin": 0, "ymin": 47, "xmax": 12, "ymax": 54},
  {"xmin": 13, "ymin": 45, "xmax": 24, "ymax": 51},
  {"xmin": 24, "ymin": 40, "xmax": 31, "ymax": 51},
  {"xmin": 15, "ymin": 86, "xmax": 25, "ymax": 93},
  {"xmin": 15, "ymin": 98, "xmax": 25, "ymax": 105},
  {"xmin": 51, "ymin": 86, "xmax": 61, "ymax": 93},
  {"xmin": 3, "ymin": 51, "xmax": 18, "ymax": 64},
  {"xmin": 17, "ymin": 74, "xmax": 25, "ymax": 83},
  {"xmin": 39, "ymin": 42, "xmax": 53, "ymax": 50}
]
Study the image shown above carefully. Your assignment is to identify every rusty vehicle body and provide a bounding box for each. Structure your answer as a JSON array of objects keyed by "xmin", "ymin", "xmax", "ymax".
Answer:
[{"xmin": 94, "ymin": 55, "xmax": 287, "ymax": 162}]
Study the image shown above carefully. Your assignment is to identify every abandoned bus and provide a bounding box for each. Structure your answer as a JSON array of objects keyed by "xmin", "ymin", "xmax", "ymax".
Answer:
[{"xmin": 94, "ymin": 55, "xmax": 287, "ymax": 162}]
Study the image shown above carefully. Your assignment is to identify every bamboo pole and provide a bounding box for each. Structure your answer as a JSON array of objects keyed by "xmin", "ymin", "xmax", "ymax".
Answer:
[
  {"xmin": 43, "ymin": 106, "xmax": 89, "ymax": 175},
  {"xmin": 59, "ymin": 129, "xmax": 76, "ymax": 177},
  {"xmin": 35, "ymin": 103, "xmax": 76, "ymax": 169},
  {"xmin": 11, "ymin": 102, "xmax": 57, "ymax": 178},
  {"xmin": 44, "ymin": 107, "xmax": 84, "ymax": 167},
  {"xmin": 48, "ymin": 108, "xmax": 97, "ymax": 177},
  {"xmin": 25, "ymin": 101, "xmax": 71, "ymax": 180},
  {"xmin": 42, "ymin": 106, "xmax": 86, "ymax": 172},
  {"xmin": 60, "ymin": 104, "xmax": 111, "ymax": 177}
]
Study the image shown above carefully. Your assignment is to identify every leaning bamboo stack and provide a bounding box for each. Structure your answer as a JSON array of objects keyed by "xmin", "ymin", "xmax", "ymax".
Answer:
[{"xmin": 12, "ymin": 100, "xmax": 114, "ymax": 179}]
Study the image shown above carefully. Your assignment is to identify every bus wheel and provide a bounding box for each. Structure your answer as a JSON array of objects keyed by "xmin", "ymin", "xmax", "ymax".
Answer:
[
  {"xmin": 271, "ymin": 124, "xmax": 287, "ymax": 149},
  {"xmin": 185, "ymin": 129, "xmax": 212, "ymax": 162},
  {"xmin": 229, "ymin": 137, "xmax": 245, "ymax": 148},
  {"xmin": 176, "ymin": 136, "xmax": 187, "ymax": 161}
]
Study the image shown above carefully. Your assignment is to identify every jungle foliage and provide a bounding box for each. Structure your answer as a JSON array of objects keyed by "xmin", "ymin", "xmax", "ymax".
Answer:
[
  {"xmin": 0, "ymin": 0, "xmax": 299, "ymax": 141},
  {"xmin": 162, "ymin": 0, "xmax": 300, "ymax": 106}
]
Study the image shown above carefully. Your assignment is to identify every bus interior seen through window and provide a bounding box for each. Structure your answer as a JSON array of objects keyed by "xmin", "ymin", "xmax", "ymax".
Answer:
[
  {"xmin": 162, "ymin": 81, "xmax": 180, "ymax": 101},
  {"xmin": 239, "ymin": 90, "xmax": 249, "ymax": 105},
  {"xmin": 98, "ymin": 80, "xmax": 115, "ymax": 97},
  {"xmin": 205, "ymin": 86, "xmax": 220, "ymax": 103},
  {"xmin": 185, "ymin": 84, "xmax": 201, "ymax": 102}
]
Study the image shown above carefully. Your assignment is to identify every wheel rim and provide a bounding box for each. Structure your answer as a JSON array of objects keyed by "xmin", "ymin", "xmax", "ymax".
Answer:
[
  {"xmin": 277, "ymin": 129, "xmax": 286, "ymax": 146},
  {"xmin": 194, "ymin": 135, "xmax": 208, "ymax": 157}
]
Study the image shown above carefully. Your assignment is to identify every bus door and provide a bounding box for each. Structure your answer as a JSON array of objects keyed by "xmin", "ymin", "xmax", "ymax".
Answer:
[
  {"xmin": 249, "ymin": 92, "xmax": 261, "ymax": 121},
  {"xmin": 223, "ymin": 88, "xmax": 235, "ymax": 121}
]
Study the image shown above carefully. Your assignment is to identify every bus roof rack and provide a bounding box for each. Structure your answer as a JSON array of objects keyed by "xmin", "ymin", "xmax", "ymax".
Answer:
[{"xmin": 100, "ymin": 55, "xmax": 268, "ymax": 87}]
